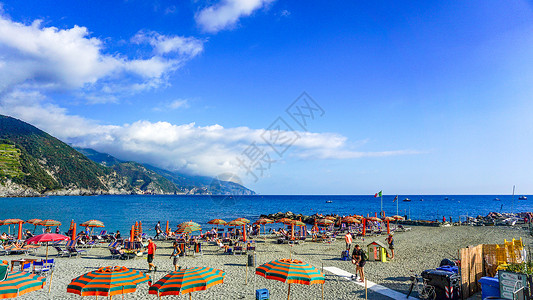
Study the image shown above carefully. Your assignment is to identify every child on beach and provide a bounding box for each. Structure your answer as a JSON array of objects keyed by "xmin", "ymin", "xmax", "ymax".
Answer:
[
  {"xmin": 386, "ymin": 234, "xmax": 394, "ymax": 259},
  {"xmin": 351, "ymin": 244, "xmax": 366, "ymax": 282},
  {"xmin": 170, "ymin": 241, "xmax": 181, "ymax": 271}
]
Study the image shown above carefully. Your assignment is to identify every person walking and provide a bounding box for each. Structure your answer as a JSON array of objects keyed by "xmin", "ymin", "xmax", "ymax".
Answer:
[
  {"xmin": 351, "ymin": 244, "xmax": 366, "ymax": 282},
  {"xmin": 155, "ymin": 221, "xmax": 162, "ymax": 239},
  {"xmin": 170, "ymin": 241, "xmax": 182, "ymax": 271},
  {"xmin": 344, "ymin": 232, "xmax": 353, "ymax": 251},
  {"xmin": 386, "ymin": 234, "xmax": 395, "ymax": 259},
  {"xmin": 147, "ymin": 238, "xmax": 157, "ymax": 273}
]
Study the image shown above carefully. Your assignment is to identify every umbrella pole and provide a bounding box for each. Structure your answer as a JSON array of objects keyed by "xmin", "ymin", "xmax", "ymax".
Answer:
[
  {"xmin": 322, "ymin": 283, "xmax": 324, "ymax": 300},
  {"xmin": 48, "ymin": 270, "xmax": 54, "ymax": 294},
  {"xmin": 245, "ymin": 254, "xmax": 248, "ymax": 285},
  {"xmin": 45, "ymin": 242, "xmax": 49, "ymax": 261},
  {"xmin": 287, "ymin": 283, "xmax": 291, "ymax": 300},
  {"xmin": 189, "ymin": 293, "xmax": 192, "ymax": 300}
]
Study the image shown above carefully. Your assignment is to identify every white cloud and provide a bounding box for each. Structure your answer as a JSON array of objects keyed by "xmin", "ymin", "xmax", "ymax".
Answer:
[
  {"xmin": 0, "ymin": 92, "xmax": 420, "ymax": 178},
  {"xmin": 0, "ymin": 13, "xmax": 204, "ymax": 101},
  {"xmin": 195, "ymin": 0, "xmax": 274, "ymax": 33},
  {"xmin": 153, "ymin": 99, "xmax": 190, "ymax": 111}
]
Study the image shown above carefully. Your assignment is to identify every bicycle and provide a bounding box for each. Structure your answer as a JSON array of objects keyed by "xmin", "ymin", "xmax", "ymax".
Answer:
[{"xmin": 406, "ymin": 270, "xmax": 436, "ymax": 299}]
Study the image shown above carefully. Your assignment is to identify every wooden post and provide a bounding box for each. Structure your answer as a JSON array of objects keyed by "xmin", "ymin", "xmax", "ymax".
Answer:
[
  {"xmin": 48, "ymin": 270, "xmax": 53, "ymax": 293},
  {"xmin": 365, "ymin": 278, "xmax": 367, "ymax": 299},
  {"xmin": 287, "ymin": 283, "xmax": 291, "ymax": 300}
]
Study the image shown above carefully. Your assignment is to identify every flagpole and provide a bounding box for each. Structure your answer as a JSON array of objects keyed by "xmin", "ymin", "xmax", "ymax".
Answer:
[{"xmin": 396, "ymin": 195, "xmax": 400, "ymax": 216}]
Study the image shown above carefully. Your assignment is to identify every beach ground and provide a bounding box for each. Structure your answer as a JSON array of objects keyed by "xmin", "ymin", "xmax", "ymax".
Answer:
[{"xmin": 8, "ymin": 224, "xmax": 532, "ymax": 299}]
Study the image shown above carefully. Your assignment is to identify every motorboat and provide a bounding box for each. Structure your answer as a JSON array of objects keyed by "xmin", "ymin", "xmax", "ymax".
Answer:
[
  {"xmin": 325, "ymin": 200, "xmax": 332, "ymax": 203},
  {"xmin": 519, "ymin": 196, "xmax": 527, "ymax": 200},
  {"xmin": 494, "ymin": 198, "xmax": 500, "ymax": 201},
  {"xmin": 402, "ymin": 198, "xmax": 411, "ymax": 202}
]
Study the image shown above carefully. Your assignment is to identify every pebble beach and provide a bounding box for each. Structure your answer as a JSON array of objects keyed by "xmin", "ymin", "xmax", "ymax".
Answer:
[{"xmin": 7, "ymin": 224, "xmax": 532, "ymax": 300}]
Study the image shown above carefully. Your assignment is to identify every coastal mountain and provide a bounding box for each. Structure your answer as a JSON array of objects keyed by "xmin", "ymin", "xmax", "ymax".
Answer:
[
  {"xmin": 77, "ymin": 147, "xmax": 255, "ymax": 195},
  {"xmin": 0, "ymin": 115, "xmax": 254, "ymax": 197}
]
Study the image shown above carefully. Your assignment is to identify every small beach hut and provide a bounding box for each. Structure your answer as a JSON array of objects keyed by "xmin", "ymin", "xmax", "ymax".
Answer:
[{"xmin": 366, "ymin": 240, "xmax": 388, "ymax": 262}]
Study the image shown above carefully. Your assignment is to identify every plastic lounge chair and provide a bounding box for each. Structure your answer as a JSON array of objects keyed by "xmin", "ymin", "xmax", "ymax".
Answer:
[
  {"xmin": 53, "ymin": 245, "xmax": 70, "ymax": 257},
  {"xmin": 109, "ymin": 248, "xmax": 123, "ymax": 259},
  {"xmin": 0, "ymin": 245, "xmax": 10, "ymax": 256},
  {"xmin": 233, "ymin": 246, "xmax": 243, "ymax": 255},
  {"xmin": 33, "ymin": 260, "xmax": 51, "ymax": 275}
]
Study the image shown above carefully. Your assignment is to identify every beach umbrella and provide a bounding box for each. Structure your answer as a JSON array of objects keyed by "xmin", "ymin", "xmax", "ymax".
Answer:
[
  {"xmin": 341, "ymin": 216, "xmax": 360, "ymax": 224},
  {"xmin": 228, "ymin": 219, "xmax": 248, "ymax": 241},
  {"xmin": 366, "ymin": 217, "xmax": 382, "ymax": 222},
  {"xmin": 325, "ymin": 216, "xmax": 336, "ymax": 221},
  {"xmin": 26, "ymin": 219, "xmax": 42, "ymax": 234},
  {"xmin": 148, "ymin": 267, "xmax": 225, "ymax": 299},
  {"xmin": 256, "ymin": 259, "xmax": 325, "ymax": 300},
  {"xmin": 208, "ymin": 219, "xmax": 227, "ymax": 226},
  {"xmin": 316, "ymin": 219, "xmax": 333, "ymax": 225},
  {"xmin": 37, "ymin": 220, "xmax": 61, "ymax": 229},
  {"xmin": 277, "ymin": 218, "xmax": 292, "ymax": 224},
  {"xmin": 2, "ymin": 219, "xmax": 24, "ymax": 236},
  {"xmin": 26, "ymin": 233, "xmax": 69, "ymax": 261},
  {"xmin": 392, "ymin": 215, "xmax": 405, "ymax": 220},
  {"xmin": 234, "ymin": 218, "xmax": 250, "ymax": 224},
  {"xmin": 176, "ymin": 222, "xmax": 201, "ymax": 235},
  {"xmin": 67, "ymin": 266, "xmax": 151, "ymax": 298},
  {"xmin": 254, "ymin": 218, "xmax": 274, "ymax": 236},
  {"xmin": 0, "ymin": 271, "xmax": 46, "ymax": 298},
  {"xmin": 80, "ymin": 220, "xmax": 104, "ymax": 228}
]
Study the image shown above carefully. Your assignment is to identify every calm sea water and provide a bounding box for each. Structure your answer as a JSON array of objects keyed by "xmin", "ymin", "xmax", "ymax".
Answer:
[{"xmin": 0, "ymin": 195, "xmax": 531, "ymax": 234}]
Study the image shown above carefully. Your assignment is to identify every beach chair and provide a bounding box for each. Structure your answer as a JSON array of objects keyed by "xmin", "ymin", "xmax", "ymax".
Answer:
[
  {"xmin": 0, "ymin": 245, "xmax": 10, "ymax": 256},
  {"xmin": 233, "ymin": 246, "xmax": 244, "ymax": 255},
  {"xmin": 67, "ymin": 240, "xmax": 87, "ymax": 257},
  {"xmin": 53, "ymin": 245, "xmax": 70, "ymax": 257},
  {"xmin": 109, "ymin": 248, "xmax": 123, "ymax": 259},
  {"xmin": 193, "ymin": 243, "xmax": 203, "ymax": 256},
  {"xmin": 33, "ymin": 260, "xmax": 51, "ymax": 276},
  {"xmin": 246, "ymin": 245, "xmax": 256, "ymax": 252},
  {"xmin": 0, "ymin": 264, "xmax": 7, "ymax": 282}
]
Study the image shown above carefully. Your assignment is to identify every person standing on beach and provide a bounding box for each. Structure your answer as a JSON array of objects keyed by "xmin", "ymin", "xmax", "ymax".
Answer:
[
  {"xmin": 147, "ymin": 238, "xmax": 157, "ymax": 272},
  {"xmin": 155, "ymin": 221, "xmax": 162, "ymax": 239},
  {"xmin": 170, "ymin": 241, "xmax": 181, "ymax": 271},
  {"xmin": 344, "ymin": 232, "xmax": 352, "ymax": 251},
  {"xmin": 351, "ymin": 244, "xmax": 366, "ymax": 282},
  {"xmin": 386, "ymin": 234, "xmax": 394, "ymax": 259}
]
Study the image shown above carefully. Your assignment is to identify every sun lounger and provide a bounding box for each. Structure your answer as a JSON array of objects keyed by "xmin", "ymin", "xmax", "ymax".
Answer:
[
  {"xmin": 53, "ymin": 245, "xmax": 70, "ymax": 257},
  {"xmin": 33, "ymin": 260, "xmax": 51, "ymax": 275},
  {"xmin": 233, "ymin": 246, "xmax": 244, "ymax": 255},
  {"xmin": 109, "ymin": 248, "xmax": 123, "ymax": 259}
]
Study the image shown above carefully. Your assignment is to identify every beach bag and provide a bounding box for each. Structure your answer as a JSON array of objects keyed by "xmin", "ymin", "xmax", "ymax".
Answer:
[
  {"xmin": 361, "ymin": 250, "xmax": 368, "ymax": 261},
  {"xmin": 341, "ymin": 250, "xmax": 349, "ymax": 261}
]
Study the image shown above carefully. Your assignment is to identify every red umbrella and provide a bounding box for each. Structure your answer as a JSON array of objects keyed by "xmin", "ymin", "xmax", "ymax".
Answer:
[{"xmin": 26, "ymin": 233, "xmax": 69, "ymax": 261}]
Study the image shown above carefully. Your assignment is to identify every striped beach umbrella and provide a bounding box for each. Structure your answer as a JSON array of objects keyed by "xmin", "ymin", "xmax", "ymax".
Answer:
[
  {"xmin": 1, "ymin": 219, "xmax": 24, "ymax": 225},
  {"xmin": 342, "ymin": 217, "xmax": 361, "ymax": 224},
  {"xmin": 25, "ymin": 219, "xmax": 42, "ymax": 225},
  {"xmin": 276, "ymin": 218, "xmax": 292, "ymax": 224},
  {"xmin": 176, "ymin": 222, "xmax": 201, "ymax": 234},
  {"xmin": 38, "ymin": 220, "xmax": 61, "ymax": 227},
  {"xmin": 0, "ymin": 271, "xmax": 46, "ymax": 298},
  {"xmin": 233, "ymin": 218, "xmax": 250, "ymax": 224},
  {"xmin": 316, "ymin": 218, "xmax": 333, "ymax": 225},
  {"xmin": 256, "ymin": 259, "xmax": 325, "ymax": 300},
  {"xmin": 148, "ymin": 267, "xmax": 225, "ymax": 299},
  {"xmin": 254, "ymin": 218, "xmax": 274, "ymax": 225},
  {"xmin": 226, "ymin": 220, "xmax": 245, "ymax": 226},
  {"xmin": 367, "ymin": 217, "xmax": 382, "ymax": 222},
  {"xmin": 392, "ymin": 215, "xmax": 405, "ymax": 220},
  {"xmin": 80, "ymin": 220, "xmax": 104, "ymax": 228},
  {"xmin": 67, "ymin": 266, "xmax": 150, "ymax": 298},
  {"xmin": 207, "ymin": 219, "xmax": 227, "ymax": 225}
]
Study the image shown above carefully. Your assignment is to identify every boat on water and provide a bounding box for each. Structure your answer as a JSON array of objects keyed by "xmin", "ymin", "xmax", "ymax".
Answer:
[
  {"xmin": 325, "ymin": 200, "xmax": 333, "ymax": 203},
  {"xmin": 419, "ymin": 198, "xmax": 424, "ymax": 201},
  {"xmin": 494, "ymin": 198, "xmax": 500, "ymax": 201},
  {"xmin": 519, "ymin": 196, "xmax": 527, "ymax": 200},
  {"xmin": 444, "ymin": 197, "xmax": 449, "ymax": 200},
  {"xmin": 402, "ymin": 198, "xmax": 411, "ymax": 202}
]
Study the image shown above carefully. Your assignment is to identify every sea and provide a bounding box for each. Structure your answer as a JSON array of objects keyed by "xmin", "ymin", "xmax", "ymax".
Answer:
[{"xmin": 0, "ymin": 195, "xmax": 531, "ymax": 234}]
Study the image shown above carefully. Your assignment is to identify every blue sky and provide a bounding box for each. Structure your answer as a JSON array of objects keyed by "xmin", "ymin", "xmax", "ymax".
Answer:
[{"xmin": 0, "ymin": 0, "xmax": 532, "ymax": 195}]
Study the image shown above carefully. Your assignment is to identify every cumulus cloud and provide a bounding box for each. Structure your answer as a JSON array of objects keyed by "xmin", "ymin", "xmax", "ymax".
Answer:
[
  {"xmin": 0, "ymin": 92, "xmax": 419, "ymax": 178},
  {"xmin": 195, "ymin": 0, "xmax": 274, "ymax": 33},
  {"xmin": 0, "ymin": 13, "xmax": 203, "ymax": 101}
]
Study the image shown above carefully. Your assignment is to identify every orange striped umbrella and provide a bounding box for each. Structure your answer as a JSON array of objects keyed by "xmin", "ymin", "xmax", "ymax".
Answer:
[
  {"xmin": 67, "ymin": 266, "xmax": 150, "ymax": 298},
  {"xmin": 233, "ymin": 218, "xmax": 250, "ymax": 224},
  {"xmin": 256, "ymin": 259, "xmax": 325, "ymax": 300},
  {"xmin": 80, "ymin": 220, "xmax": 104, "ymax": 228},
  {"xmin": 276, "ymin": 218, "xmax": 292, "ymax": 224},
  {"xmin": 367, "ymin": 217, "xmax": 382, "ymax": 222},
  {"xmin": 316, "ymin": 218, "xmax": 333, "ymax": 225},
  {"xmin": 392, "ymin": 215, "xmax": 405, "ymax": 220},
  {"xmin": 148, "ymin": 267, "xmax": 225, "ymax": 299},
  {"xmin": 2, "ymin": 219, "xmax": 24, "ymax": 225},
  {"xmin": 207, "ymin": 219, "xmax": 227, "ymax": 226},
  {"xmin": 341, "ymin": 217, "xmax": 361, "ymax": 224},
  {"xmin": 25, "ymin": 219, "xmax": 41, "ymax": 225},
  {"xmin": 0, "ymin": 271, "xmax": 46, "ymax": 298},
  {"xmin": 37, "ymin": 220, "xmax": 61, "ymax": 227}
]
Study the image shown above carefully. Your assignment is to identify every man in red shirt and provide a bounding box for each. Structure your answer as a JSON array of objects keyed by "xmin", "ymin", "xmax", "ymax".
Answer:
[{"xmin": 147, "ymin": 238, "xmax": 157, "ymax": 273}]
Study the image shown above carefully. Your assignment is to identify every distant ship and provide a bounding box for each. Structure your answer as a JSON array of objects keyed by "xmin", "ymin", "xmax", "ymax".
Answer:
[
  {"xmin": 325, "ymin": 200, "xmax": 333, "ymax": 203},
  {"xmin": 494, "ymin": 198, "xmax": 500, "ymax": 201},
  {"xmin": 519, "ymin": 196, "xmax": 527, "ymax": 200},
  {"xmin": 444, "ymin": 197, "xmax": 449, "ymax": 200},
  {"xmin": 420, "ymin": 198, "xmax": 424, "ymax": 201},
  {"xmin": 402, "ymin": 198, "xmax": 411, "ymax": 202}
]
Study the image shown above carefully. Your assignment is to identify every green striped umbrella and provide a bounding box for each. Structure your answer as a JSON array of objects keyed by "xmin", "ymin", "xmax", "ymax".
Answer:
[
  {"xmin": 1, "ymin": 219, "xmax": 24, "ymax": 225},
  {"xmin": 0, "ymin": 271, "xmax": 46, "ymax": 299},
  {"xmin": 37, "ymin": 220, "xmax": 61, "ymax": 227},
  {"xmin": 67, "ymin": 266, "xmax": 150, "ymax": 298},
  {"xmin": 148, "ymin": 267, "xmax": 225, "ymax": 299},
  {"xmin": 233, "ymin": 218, "xmax": 250, "ymax": 224},
  {"xmin": 176, "ymin": 222, "xmax": 201, "ymax": 234},
  {"xmin": 80, "ymin": 220, "xmax": 105, "ymax": 228},
  {"xmin": 207, "ymin": 219, "xmax": 227, "ymax": 225},
  {"xmin": 256, "ymin": 259, "xmax": 325, "ymax": 300}
]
